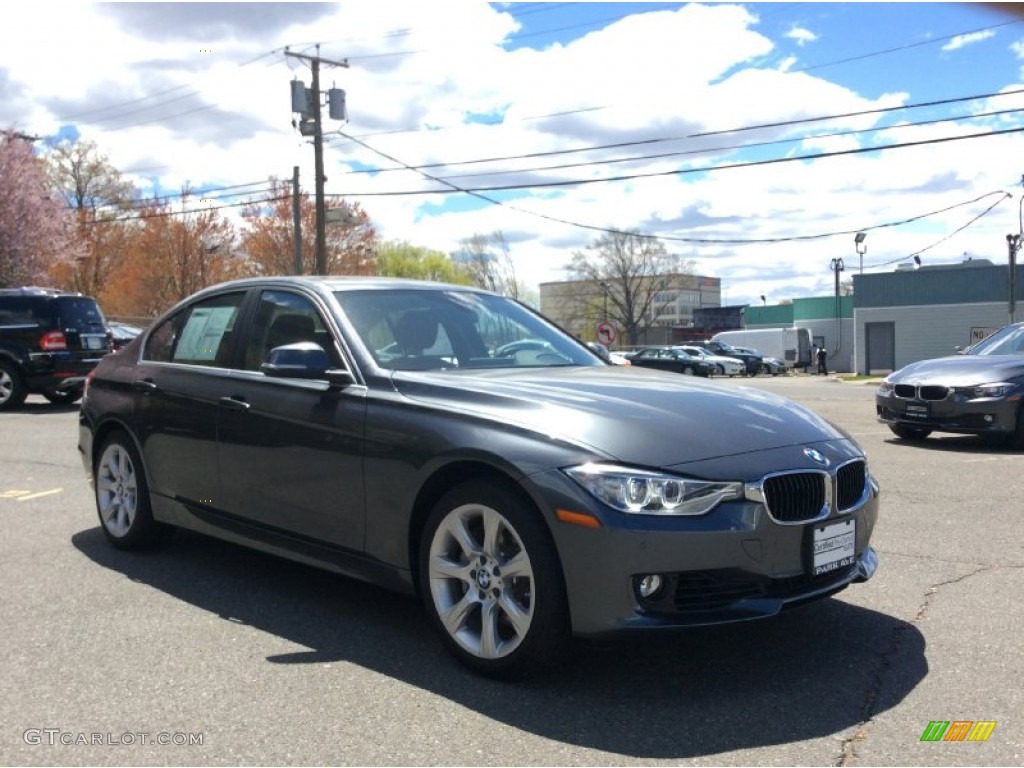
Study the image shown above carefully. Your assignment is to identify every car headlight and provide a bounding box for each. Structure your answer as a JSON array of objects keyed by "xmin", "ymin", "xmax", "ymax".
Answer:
[
  {"xmin": 957, "ymin": 382, "xmax": 1017, "ymax": 399},
  {"xmin": 876, "ymin": 380, "xmax": 894, "ymax": 395},
  {"xmin": 564, "ymin": 463, "xmax": 743, "ymax": 516}
]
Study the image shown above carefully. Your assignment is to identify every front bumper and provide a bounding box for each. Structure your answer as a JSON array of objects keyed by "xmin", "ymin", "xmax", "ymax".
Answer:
[
  {"xmin": 535, "ymin": 465, "xmax": 880, "ymax": 637},
  {"xmin": 876, "ymin": 392, "xmax": 1020, "ymax": 436}
]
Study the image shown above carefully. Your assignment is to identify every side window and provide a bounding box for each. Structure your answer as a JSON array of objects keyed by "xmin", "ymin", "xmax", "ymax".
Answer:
[
  {"xmin": 243, "ymin": 290, "xmax": 336, "ymax": 372},
  {"xmin": 0, "ymin": 297, "xmax": 41, "ymax": 327},
  {"xmin": 142, "ymin": 292, "xmax": 245, "ymax": 367}
]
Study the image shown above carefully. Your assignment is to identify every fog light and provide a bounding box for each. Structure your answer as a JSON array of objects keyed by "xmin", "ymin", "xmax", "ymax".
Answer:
[
  {"xmin": 984, "ymin": 414, "xmax": 994, "ymax": 423},
  {"xmin": 638, "ymin": 574, "xmax": 663, "ymax": 598}
]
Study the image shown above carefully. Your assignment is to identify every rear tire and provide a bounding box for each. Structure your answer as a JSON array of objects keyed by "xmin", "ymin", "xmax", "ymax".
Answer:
[
  {"xmin": 94, "ymin": 432, "xmax": 170, "ymax": 550},
  {"xmin": 0, "ymin": 360, "xmax": 27, "ymax": 411},
  {"xmin": 889, "ymin": 424, "xmax": 932, "ymax": 441},
  {"xmin": 419, "ymin": 480, "xmax": 569, "ymax": 678}
]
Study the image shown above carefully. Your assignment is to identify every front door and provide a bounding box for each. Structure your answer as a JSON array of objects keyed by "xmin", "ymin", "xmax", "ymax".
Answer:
[{"xmin": 216, "ymin": 288, "xmax": 367, "ymax": 551}]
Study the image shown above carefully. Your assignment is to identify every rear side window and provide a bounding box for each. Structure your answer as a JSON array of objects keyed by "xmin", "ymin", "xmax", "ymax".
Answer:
[
  {"xmin": 0, "ymin": 297, "xmax": 46, "ymax": 327},
  {"xmin": 55, "ymin": 297, "xmax": 106, "ymax": 331},
  {"xmin": 144, "ymin": 292, "xmax": 245, "ymax": 367}
]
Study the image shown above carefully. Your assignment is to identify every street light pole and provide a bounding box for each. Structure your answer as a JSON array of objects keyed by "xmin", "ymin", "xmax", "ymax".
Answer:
[
  {"xmin": 1007, "ymin": 234, "xmax": 1020, "ymax": 324},
  {"xmin": 854, "ymin": 232, "xmax": 867, "ymax": 275},
  {"xmin": 830, "ymin": 257, "xmax": 845, "ymax": 353},
  {"xmin": 600, "ymin": 281, "xmax": 609, "ymax": 323}
]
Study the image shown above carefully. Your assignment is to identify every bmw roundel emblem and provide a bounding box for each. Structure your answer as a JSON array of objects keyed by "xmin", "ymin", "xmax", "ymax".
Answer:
[{"xmin": 803, "ymin": 447, "xmax": 830, "ymax": 467}]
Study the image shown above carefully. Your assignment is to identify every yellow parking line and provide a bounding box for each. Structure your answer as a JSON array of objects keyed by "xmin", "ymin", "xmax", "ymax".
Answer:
[
  {"xmin": 15, "ymin": 488, "xmax": 63, "ymax": 501},
  {"xmin": 0, "ymin": 490, "xmax": 32, "ymax": 499}
]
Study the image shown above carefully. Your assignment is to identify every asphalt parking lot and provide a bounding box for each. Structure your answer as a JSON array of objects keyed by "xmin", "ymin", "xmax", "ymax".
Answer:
[{"xmin": 1, "ymin": 376, "xmax": 1021, "ymax": 766}]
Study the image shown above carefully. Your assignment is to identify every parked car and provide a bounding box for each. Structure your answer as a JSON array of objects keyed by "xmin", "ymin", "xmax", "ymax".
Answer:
[
  {"xmin": 876, "ymin": 320, "xmax": 1024, "ymax": 445},
  {"xmin": 629, "ymin": 346, "xmax": 715, "ymax": 376},
  {"xmin": 607, "ymin": 351, "xmax": 631, "ymax": 366},
  {"xmin": 107, "ymin": 321, "xmax": 145, "ymax": 352},
  {"xmin": 694, "ymin": 340, "xmax": 763, "ymax": 375},
  {"xmin": 675, "ymin": 345, "xmax": 745, "ymax": 376},
  {"xmin": 731, "ymin": 346, "xmax": 786, "ymax": 376},
  {"xmin": 79, "ymin": 277, "xmax": 880, "ymax": 677},
  {"xmin": 0, "ymin": 286, "xmax": 111, "ymax": 410}
]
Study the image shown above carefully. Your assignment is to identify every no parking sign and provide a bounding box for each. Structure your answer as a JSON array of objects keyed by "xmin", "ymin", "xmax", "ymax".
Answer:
[{"xmin": 596, "ymin": 322, "xmax": 617, "ymax": 346}]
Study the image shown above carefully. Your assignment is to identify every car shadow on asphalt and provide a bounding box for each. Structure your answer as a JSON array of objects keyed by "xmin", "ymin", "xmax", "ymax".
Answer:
[
  {"xmin": 884, "ymin": 433, "xmax": 1022, "ymax": 454},
  {"xmin": 72, "ymin": 526, "xmax": 926, "ymax": 760},
  {"xmin": 13, "ymin": 401, "xmax": 82, "ymax": 416}
]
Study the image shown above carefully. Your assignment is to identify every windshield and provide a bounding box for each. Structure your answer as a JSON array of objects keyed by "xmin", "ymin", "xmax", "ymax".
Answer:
[
  {"xmin": 967, "ymin": 324, "xmax": 1024, "ymax": 356},
  {"xmin": 335, "ymin": 288, "xmax": 604, "ymax": 371}
]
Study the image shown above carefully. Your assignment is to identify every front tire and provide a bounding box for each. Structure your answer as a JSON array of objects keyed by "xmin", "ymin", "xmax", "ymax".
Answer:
[
  {"xmin": 42, "ymin": 388, "xmax": 82, "ymax": 405},
  {"xmin": 0, "ymin": 360, "xmax": 27, "ymax": 411},
  {"xmin": 889, "ymin": 424, "xmax": 932, "ymax": 441},
  {"xmin": 680, "ymin": 366, "xmax": 695, "ymax": 376},
  {"xmin": 1009, "ymin": 405, "xmax": 1024, "ymax": 449},
  {"xmin": 94, "ymin": 432, "xmax": 169, "ymax": 550},
  {"xmin": 419, "ymin": 480, "xmax": 569, "ymax": 677}
]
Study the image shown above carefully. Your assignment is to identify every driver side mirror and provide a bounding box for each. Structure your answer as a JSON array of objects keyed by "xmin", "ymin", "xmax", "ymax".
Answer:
[{"xmin": 261, "ymin": 342, "xmax": 354, "ymax": 387}]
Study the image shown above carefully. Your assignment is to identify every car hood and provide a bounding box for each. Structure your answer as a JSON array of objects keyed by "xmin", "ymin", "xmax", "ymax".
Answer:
[
  {"xmin": 391, "ymin": 365, "xmax": 851, "ymax": 469},
  {"xmin": 889, "ymin": 354, "xmax": 1024, "ymax": 385}
]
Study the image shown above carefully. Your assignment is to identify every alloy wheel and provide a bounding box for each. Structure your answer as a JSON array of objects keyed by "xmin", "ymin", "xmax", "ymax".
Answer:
[{"xmin": 427, "ymin": 503, "xmax": 535, "ymax": 661}]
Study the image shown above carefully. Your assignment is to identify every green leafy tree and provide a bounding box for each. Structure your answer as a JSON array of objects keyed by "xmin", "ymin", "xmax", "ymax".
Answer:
[{"xmin": 376, "ymin": 240, "xmax": 472, "ymax": 284}]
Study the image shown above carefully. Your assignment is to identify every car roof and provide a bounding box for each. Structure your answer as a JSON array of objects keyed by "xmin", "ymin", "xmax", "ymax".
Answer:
[{"xmin": 193, "ymin": 275, "xmax": 492, "ymax": 295}]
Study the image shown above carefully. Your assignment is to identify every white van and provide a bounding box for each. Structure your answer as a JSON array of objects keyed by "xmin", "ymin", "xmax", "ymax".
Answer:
[{"xmin": 711, "ymin": 328, "xmax": 812, "ymax": 370}]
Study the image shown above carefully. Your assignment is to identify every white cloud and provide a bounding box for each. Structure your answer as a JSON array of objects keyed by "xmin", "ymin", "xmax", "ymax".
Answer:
[
  {"xmin": 785, "ymin": 26, "xmax": 819, "ymax": 46},
  {"xmin": 942, "ymin": 29, "xmax": 996, "ymax": 51},
  {"xmin": 1, "ymin": 1, "xmax": 1021, "ymax": 309}
]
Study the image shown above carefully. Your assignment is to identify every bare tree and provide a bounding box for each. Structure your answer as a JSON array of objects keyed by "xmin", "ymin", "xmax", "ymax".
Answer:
[
  {"xmin": 569, "ymin": 230, "xmax": 688, "ymax": 346},
  {"xmin": 457, "ymin": 231, "xmax": 520, "ymax": 298},
  {"xmin": 46, "ymin": 138, "xmax": 136, "ymax": 296}
]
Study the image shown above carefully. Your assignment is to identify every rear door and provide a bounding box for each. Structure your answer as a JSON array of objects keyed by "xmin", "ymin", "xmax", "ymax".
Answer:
[{"xmin": 133, "ymin": 290, "xmax": 247, "ymax": 508}]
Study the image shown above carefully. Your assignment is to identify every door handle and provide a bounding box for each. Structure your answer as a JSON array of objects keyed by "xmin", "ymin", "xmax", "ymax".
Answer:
[
  {"xmin": 219, "ymin": 395, "xmax": 251, "ymax": 411},
  {"xmin": 133, "ymin": 378, "xmax": 158, "ymax": 393}
]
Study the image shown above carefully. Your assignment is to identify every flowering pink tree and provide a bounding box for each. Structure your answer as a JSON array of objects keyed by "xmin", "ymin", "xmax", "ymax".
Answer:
[{"xmin": 0, "ymin": 129, "xmax": 77, "ymax": 288}]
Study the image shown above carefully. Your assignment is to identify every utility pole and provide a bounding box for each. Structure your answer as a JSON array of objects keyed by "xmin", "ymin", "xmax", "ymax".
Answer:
[
  {"xmin": 285, "ymin": 47, "xmax": 348, "ymax": 276},
  {"xmin": 292, "ymin": 166, "xmax": 302, "ymax": 275}
]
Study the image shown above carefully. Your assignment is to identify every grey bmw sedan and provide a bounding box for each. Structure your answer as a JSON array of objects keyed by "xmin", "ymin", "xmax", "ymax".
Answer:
[
  {"xmin": 79, "ymin": 277, "xmax": 879, "ymax": 676},
  {"xmin": 876, "ymin": 320, "xmax": 1024, "ymax": 445}
]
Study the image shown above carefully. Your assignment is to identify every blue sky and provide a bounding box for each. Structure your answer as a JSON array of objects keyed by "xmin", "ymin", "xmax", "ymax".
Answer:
[{"xmin": 2, "ymin": 2, "xmax": 1023, "ymax": 306}]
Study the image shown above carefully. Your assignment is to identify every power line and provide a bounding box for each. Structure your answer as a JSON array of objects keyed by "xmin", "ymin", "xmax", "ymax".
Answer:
[
  {"xmin": 331, "ymin": 128, "xmax": 1017, "ymax": 248},
  {"xmin": 333, "ymin": 124, "xmax": 1024, "ymax": 199},
  {"xmin": 336, "ymin": 85, "xmax": 1024, "ymax": 174},
  {"xmin": 341, "ymin": 106, "xmax": 1024, "ymax": 183}
]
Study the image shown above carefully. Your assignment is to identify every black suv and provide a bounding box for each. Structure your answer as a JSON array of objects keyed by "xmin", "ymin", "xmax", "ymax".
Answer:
[
  {"xmin": 695, "ymin": 339, "xmax": 764, "ymax": 375},
  {"xmin": 0, "ymin": 287, "xmax": 112, "ymax": 410}
]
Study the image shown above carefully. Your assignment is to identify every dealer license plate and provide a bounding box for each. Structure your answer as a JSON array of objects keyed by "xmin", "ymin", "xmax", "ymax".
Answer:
[
  {"xmin": 905, "ymin": 402, "xmax": 929, "ymax": 419},
  {"xmin": 812, "ymin": 519, "xmax": 856, "ymax": 577}
]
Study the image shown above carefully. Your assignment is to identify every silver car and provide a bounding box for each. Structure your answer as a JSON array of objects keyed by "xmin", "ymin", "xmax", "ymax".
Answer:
[{"xmin": 676, "ymin": 345, "xmax": 746, "ymax": 376}]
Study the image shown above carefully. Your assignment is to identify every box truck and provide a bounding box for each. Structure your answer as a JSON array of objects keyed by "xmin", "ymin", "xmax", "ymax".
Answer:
[{"xmin": 711, "ymin": 328, "xmax": 812, "ymax": 370}]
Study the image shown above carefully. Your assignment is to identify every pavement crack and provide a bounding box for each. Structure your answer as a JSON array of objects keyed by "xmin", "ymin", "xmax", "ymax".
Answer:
[{"xmin": 834, "ymin": 564, "xmax": 995, "ymax": 766}]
